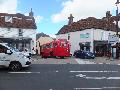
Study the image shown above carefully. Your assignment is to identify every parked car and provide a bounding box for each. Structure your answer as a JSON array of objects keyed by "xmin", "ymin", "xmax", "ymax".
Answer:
[
  {"xmin": 73, "ymin": 50, "xmax": 95, "ymax": 59},
  {"xmin": 0, "ymin": 43, "xmax": 31, "ymax": 71}
]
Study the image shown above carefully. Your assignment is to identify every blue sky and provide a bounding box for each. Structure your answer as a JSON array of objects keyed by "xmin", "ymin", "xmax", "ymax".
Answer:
[
  {"xmin": 17, "ymin": 0, "xmax": 67, "ymax": 35},
  {"xmin": 0, "ymin": 0, "xmax": 118, "ymax": 37}
]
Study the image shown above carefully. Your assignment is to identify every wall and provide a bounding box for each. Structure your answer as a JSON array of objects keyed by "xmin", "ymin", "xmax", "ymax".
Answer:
[
  {"xmin": 36, "ymin": 37, "xmax": 54, "ymax": 54},
  {"xmin": 93, "ymin": 29, "xmax": 116, "ymax": 41},
  {"xmin": 23, "ymin": 28, "xmax": 36, "ymax": 53},
  {"xmin": 0, "ymin": 27, "xmax": 36, "ymax": 54}
]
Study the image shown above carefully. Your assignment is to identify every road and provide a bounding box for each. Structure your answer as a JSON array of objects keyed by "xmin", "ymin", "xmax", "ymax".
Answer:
[{"xmin": 1, "ymin": 63, "xmax": 120, "ymax": 90}]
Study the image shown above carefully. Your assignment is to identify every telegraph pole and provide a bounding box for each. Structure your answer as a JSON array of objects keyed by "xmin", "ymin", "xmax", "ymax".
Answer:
[
  {"xmin": 115, "ymin": 0, "xmax": 120, "ymax": 59},
  {"xmin": 115, "ymin": 0, "xmax": 119, "ymax": 36}
]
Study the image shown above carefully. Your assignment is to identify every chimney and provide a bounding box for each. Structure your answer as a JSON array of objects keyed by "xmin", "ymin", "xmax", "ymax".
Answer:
[
  {"xmin": 29, "ymin": 8, "xmax": 34, "ymax": 17},
  {"xmin": 106, "ymin": 11, "xmax": 112, "ymax": 18}
]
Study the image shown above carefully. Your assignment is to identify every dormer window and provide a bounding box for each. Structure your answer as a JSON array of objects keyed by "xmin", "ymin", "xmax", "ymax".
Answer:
[
  {"xmin": 5, "ymin": 16, "xmax": 12, "ymax": 23},
  {"xmin": 18, "ymin": 29, "xmax": 23, "ymax": 37}
]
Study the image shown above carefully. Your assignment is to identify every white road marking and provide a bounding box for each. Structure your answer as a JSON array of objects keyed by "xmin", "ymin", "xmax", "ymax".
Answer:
[
  {"xmin": 103, "ymin": 87, "xmax": 120, "ymax": 89},
  {"xmin": 56, "ymin": 70, "xmax": 59, "ymax": 72},
  {"xmin": 74, "ymin": 88, "xmax": 101, "ymax": 90},
  {"xmin": 98, "ymin": 63, "xmax": 103, "ymax": 64},
  {"xmin": 49, "ymin": 89, "xmax": 53, "ymax": 90},
  {"xmin": 74, "ymin": 87, "xmax": 120, "ymax": 90},
  {"xmin": 85, "ymin": 76, "xmax": 106, "ymax": 80},
  {"xmin": 75, "ymin": 59, "xmax": 95, "ymax": 64},
  {"xmin": 70, "ymin": 71, "xmax": 118, "ymax": 73},
  {"xmin": 107, "ymin": 77, "xmax": 120, "ymax": 79},
  {"xmin": 76, "ymin": 74, "xmax": 86, "ymax": 77},
  {"xmin": 8, "ymin": 72, "xmax": 40, "ymax": 74},
  {"xmin": 75, "ymin": 74, "xmax": 120, "ymax": 80}
]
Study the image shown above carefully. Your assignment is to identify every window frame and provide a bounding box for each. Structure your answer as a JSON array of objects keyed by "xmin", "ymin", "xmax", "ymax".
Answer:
[{"xmin": 18, "ymin": 29, "xmax": 23, "ymax": 37}]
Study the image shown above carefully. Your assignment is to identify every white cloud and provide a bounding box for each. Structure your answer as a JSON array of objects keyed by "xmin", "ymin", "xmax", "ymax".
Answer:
[
  {"xmin": 0, "ymin": 0, "xmax": 43, "ymax": 25},
  {"xmin": 49, "ymin": 34, "xmax": 56, "ymax": 38},
  {"xmin": 52, "ymin": 0, "xmax": 116, "ymax": 23},
  {"xmin": 34, "ymin": 16, "xmax": 43, "ymax": 24},
  {"xmin": 0, "ymin": 0, "xmax": 17, "ymax": 13},
  {"xmin": 24, "ymin": 13, "xmax": 43, "ymax": 23},
  {"xmin": 24, "ymin": 13, "xmax": 29, "ymax": 16},
  {"xmin": 25, "ymin": 12, "xmax": 43, "ymax": 24}
]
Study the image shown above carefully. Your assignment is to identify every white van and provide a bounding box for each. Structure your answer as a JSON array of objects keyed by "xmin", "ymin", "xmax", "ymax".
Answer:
[{"xmin": 0, "ymin": 43, "xmax": 31, "ymax": 71}]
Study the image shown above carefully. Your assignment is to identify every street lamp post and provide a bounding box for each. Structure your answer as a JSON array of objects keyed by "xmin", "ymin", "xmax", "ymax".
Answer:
[
  {"xmin": 115, "ymin": 0, "xmax": 120, "ymax": 59},
  {"xmin": 115, "ymin": 0, "xmax": 119, "ymax": 36}
]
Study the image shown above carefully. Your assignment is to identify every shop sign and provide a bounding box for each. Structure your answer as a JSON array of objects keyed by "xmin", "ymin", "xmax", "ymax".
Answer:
[
  {"xmin": 108, "ymin": 34, "xmax": 119, "ymax": 44},
  {"xmin": 80, "ymin": 33, "xmax": 90, "ymax": 39}
]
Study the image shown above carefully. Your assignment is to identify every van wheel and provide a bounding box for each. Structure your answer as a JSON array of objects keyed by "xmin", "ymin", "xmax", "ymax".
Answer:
[{"xmin": 9, "ymin": 62, "xmax": 22, "ymax": 71}]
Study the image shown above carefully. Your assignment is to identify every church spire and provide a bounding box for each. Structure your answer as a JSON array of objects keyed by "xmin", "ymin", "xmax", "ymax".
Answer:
[
  {"xmin": 68, "ymin": 14, "xmax": 74, "ymax": 25},
  {"xmin": 29, "ymin": 8, "xmax": 34, "ymax": 17}
]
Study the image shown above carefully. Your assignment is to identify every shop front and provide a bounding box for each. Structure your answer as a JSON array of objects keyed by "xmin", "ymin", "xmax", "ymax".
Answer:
[
  {"xmin": 94, "ymin": 40, "xmax": 108, "ymax": 57},
  {"xmin": 0, "ymin": 37, "xmax": 32, "ymax": 52}
]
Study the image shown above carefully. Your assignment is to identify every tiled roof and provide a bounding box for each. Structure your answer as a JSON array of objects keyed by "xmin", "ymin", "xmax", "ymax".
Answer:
[
  {"xmin": 36, "ymin": 32, "xmax": 50, "ymax": 40},
  {"xmin": 0, "ymin": 13, "xmax": 37, "ymax": 29},
  {"xmin": 57, "ymin": 15, "xmax": 120, "ymax": 35}
]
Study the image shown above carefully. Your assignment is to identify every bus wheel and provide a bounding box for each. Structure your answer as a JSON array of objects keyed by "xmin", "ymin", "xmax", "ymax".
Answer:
[
  {"xmin": 60, "ymin": 56, "xmax": 64, "ymax": 59},
  {"xmin": 41, "ymin": 56, "xmax": 47, "ymax": 58},
  {"xmin": 50, "ymin": 52, "xmax": 53, "ymax": 57}
]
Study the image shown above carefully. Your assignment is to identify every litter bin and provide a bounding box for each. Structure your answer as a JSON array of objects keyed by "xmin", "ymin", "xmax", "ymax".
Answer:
[{"xmin": 112, "ymin": 48, "xmax": 116, "ymax": 59}]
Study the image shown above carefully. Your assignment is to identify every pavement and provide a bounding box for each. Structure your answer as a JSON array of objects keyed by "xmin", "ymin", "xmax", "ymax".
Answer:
[
  {"xmin": 31, "ymin": 56, "xmax": 78, "ymax": 64},
  {"xmin": 31, "ymin": 55, "xmax": 120, "ymax": 65},
  {"xmin": 86, "ymin": 57, "xmax": 120, "ymax": 65}
]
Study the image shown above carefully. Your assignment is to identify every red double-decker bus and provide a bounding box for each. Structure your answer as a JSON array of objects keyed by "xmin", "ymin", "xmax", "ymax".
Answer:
[{"xmin": 40, "ymin": 39, "xmax": 71, "ymax": 58}]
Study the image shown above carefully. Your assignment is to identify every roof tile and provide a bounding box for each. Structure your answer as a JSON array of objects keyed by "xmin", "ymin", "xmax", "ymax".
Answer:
[{"xmin": 0, "ymin": 13, "xmax": 37, "ymax": 29}]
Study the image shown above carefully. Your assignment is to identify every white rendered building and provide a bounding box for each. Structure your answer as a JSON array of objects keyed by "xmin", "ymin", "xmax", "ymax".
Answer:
[
  {"xmin": 56, "ymin": 13, "xmax": 118, "ymax": 56},
  {"xmin": 0, "ymin": 9, "xmax": 37, "ymax": 54}
]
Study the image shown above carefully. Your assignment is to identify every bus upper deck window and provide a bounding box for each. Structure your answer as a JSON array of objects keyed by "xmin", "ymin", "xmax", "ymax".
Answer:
[
  {"xmin": 61, "ymin": 42, "xmax": 67, "ymax": 47},
  {"xmin": 53, "ymin": 43, "xmax": 57, "ymax": 47}
]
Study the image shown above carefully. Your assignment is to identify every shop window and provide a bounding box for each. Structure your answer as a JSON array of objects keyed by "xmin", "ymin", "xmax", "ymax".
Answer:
[
  {"xmin": 79, "ymin": 43, "xmax": 84, "ymax": 51},
  {"xmin": 7, "ymin": 28, "xmax": 11, "ymax": 31},
  {"xmin": 68, "ymin": 33, "xmax": 70, "ymax": 40},
  {"xmin": 85, "ymin": 42, "xmax": 90, "ymax": 51},
  {"xmin": 101, "ymin": 32, "xmax": 104, "ymax": 40}
]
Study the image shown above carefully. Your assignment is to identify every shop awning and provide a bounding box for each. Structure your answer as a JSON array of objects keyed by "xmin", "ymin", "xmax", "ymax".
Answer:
[{"xmin": 0, "ymin": 37, "xmax": 32, "ymax": 43}]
